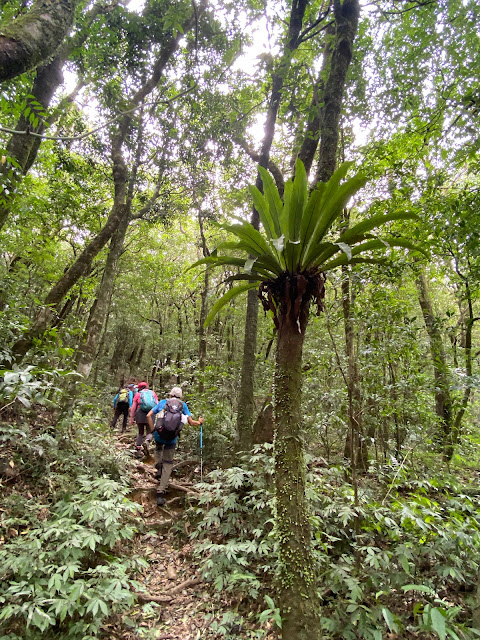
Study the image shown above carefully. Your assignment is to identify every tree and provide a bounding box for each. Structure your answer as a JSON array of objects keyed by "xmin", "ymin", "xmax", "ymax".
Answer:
[
  {"xmin": 192, "ymin": 159, "xmax": 420, "ymax": 639},
  {"xmin": 0, "ymin": 0, "xmax": 80, "ymax": 83}
]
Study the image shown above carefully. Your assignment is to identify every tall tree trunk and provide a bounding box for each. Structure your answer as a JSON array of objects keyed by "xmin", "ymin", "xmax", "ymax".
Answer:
[
  {"xmin": 296, "ymin": 23, "xmax": 335, "ymax": 175},
  {"xmin": 197, "ymin": 208, "xmax": 209, "ymax": 393},
  {"xmin": 236, "ymin": 0, "xmax": 309, "ymax": 450},
  {"xmin": 315, "ymin": 0, "xmax": 360, "ymax": 184},
  {"xmin": 77, "ymin": 209, "xmax": 130, "ymax": 378},
  {"xmin": 452, "ymin": 281, "xmax": 476, "ymax": 445},
  {"xmin": 92, "ymin": 293, "xmax": 113, "ymax": 387},
  {"xmin": 274, "ymin": 299, "xmax": 321, "ymax": 640},
  {"xmin": 416, "ymin": 269, "xmax": 454, "ymax": 459},
  {"xmin": 342, "ymin": 265, "xmax": 367, "ymax": 469},
  {"xmin": 237, "ymin": 291, "xmax": 260, "ymax": 449}
]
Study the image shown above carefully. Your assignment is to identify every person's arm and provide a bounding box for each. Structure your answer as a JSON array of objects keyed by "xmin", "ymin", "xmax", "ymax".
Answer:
[
  {"xmin": 113, "ymin": 393, "xmax": 118, "ymax": 409},
  {"xmin": 147, "ymin": 401, "xmax": 162, "ymax": 431},
  {"xmin": 147, "ymin": 409, "xmax": 155, "ymax": 432},
  {"xmin": 130, "ymin": 396, "xmax": 138, "ymax": 424},
  {"xmin": 128, "ymin": 390, "xmax": 133, "ymax": 407},
  {"xmin": 187, "ymin": 416, "xmax": 204, "ymax": 427}
]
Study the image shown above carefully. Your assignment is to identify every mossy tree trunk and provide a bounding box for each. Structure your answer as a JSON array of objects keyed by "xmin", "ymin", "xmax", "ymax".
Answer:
[
  {"xmin": 77, "ymin": 209, "xmax": 130, "ymax": 378},
  {"xmin": 0, "ymin": 0, "xmax": 79, "ymax": 83},
  {"xmin": 342, "ymin": 265, "xmax": 367, "ymax": 469},
  {"xmin": 274, "ymin": 297, "xmax": 321, "ymax": 640},
  {"xmin": 416, "ymin": 269, "xmax": 454, "ymax": 459}
]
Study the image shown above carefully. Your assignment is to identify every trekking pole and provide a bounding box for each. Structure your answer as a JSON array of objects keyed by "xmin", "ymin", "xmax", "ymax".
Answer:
[{"xmin": 200, "ymin": 421, "xmax": 203, "ymax": 482}]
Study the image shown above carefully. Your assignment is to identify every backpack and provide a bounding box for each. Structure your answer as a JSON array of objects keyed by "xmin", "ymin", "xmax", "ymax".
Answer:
[
  {"xmin": 117, "ymin": 388, "xmax": 129, "ymax": 404},
  {"xmin": 155, "ymin": 398, "xmax": 184, "ymax": 441},
  {"xmin": 139, "ymin": 389, "xmax": 156, "ymax": 412}
]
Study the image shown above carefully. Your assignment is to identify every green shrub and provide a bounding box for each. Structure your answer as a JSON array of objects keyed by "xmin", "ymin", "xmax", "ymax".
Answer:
[
  {"xmin": 186, "ymin": 451, "xmax": 480, "ymax": 639},
  {"xmin": 187, "ymin": 444, "xmax": 276, "ymax": 600},
  {"xmin": 0, "ymin": 476, "xmax": 146, "ymax": 639}
]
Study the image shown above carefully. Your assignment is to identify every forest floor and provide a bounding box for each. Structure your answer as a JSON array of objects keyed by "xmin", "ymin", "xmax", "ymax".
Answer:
[{"xmin": 105, "ymin": 430, "xmax": 253, "ymax": 640}]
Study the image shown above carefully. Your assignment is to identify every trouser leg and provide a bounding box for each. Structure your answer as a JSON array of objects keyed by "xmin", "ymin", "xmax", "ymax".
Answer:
[
  {"xmin": 135, "ymin": 423, "xmax": 146, "ymax": 447},
  {"xmin": 111, "ymin": 407, "xmax": 121, "ymax": 429},
  {"xmin": 154, "ymin": 442, "xmax": 164, "ymax": 471},
  {"xmin": 121, "ymin": 405, "xmax": 129, "ymax": 431},
  {"xmin": 158, "ymin": 443, "xmax": 176, "ymax": 493}
]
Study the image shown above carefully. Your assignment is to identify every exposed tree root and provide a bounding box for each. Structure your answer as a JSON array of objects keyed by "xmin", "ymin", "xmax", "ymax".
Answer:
[{"xmin": 134, "ymin": 577, "xmax": 203, "ymax": 604}]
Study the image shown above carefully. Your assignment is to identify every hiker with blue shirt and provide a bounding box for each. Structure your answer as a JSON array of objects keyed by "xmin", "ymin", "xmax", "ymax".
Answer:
[
  {"xmin": 111, "ymin": 383, "xmax": 134, "ymax": 432},
  {"xmin": 147, "ymin": 386, "xmax": 204, "ymax": 506}
]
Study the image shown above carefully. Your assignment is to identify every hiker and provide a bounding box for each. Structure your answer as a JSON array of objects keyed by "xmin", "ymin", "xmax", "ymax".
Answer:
[
  {"xmin": 111, "ymin": 383, "xmax": 133, "ymax": 432},
  {"xmin": 147, "ymin": 386, "xmax": 204, "ymax": 506},
  {"xmin": 130, "ymin": 381, "xmax": 158, "ymax": 456}
]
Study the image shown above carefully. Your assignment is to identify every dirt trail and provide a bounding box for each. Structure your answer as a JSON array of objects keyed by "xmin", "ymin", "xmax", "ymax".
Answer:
[{"xmin": 107, "ymin": 430, "xmax": 213, "ymax": 640}]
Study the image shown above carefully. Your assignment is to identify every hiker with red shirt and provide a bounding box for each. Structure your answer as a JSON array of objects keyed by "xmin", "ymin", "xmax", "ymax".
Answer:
[{"xmin": 130, "ymin": 381, "xmax": 158, "ymax": 455}]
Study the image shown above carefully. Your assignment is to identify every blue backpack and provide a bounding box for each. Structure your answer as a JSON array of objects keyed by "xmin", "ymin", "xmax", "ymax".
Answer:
[{"xmin": 139, "ymin": 389, "xmax": 155, "ymax": 412}]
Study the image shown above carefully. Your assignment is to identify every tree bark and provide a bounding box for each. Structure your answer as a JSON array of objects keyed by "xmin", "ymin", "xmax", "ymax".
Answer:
[
  {"xmin": 0, "ymin": 0, "xmax": 79, "ymax": 83},
  {"xmin": 77, "ymin": 208, "xmax": 130, "ymax": 378},
  {"xmin": 315, "ymin": 0, "xmax": 360, "ymax": 184},
  {"xmin": 452, "ymin": 281, "xmax": 476, "ymax": 445},
  {"xmin": 197, "ymin": 208, "xmax": 209, "ymax": 393},
  {"xmin": 342, "ymin": 265, "xmax": 367, "ymax": 469},
  {"xmin": 296, "ymin": 24, "xmax": 335, "ymax": 176},
  {"xmin": 416, "ymin": 269, "xmax": 454, "ymax": 459},
  {"xmin": 274, "ymin": 300, "xmax": 321, "ymax": 640}
]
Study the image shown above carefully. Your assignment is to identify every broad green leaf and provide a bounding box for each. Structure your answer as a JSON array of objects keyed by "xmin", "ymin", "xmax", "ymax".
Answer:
[
  {"xmin": 298, "ymin": 186, "xmax": 324, "ymax": 262},
  {"xmin": 302, "ymin": 172, "xmax": 368, "ymax": 268},
  {"xmin": 189, "ymin": 254, "xmax": 277, "ymax": 278},
  {"xmin": 322, "ymin": 256, "xmax": 386, "ymax": 271},
  {"xmin": 258, "ymin": 166, "xmax": 283, "ymax": 235},
  {"xmin": 340, "ymin": 212, "xmax": 418, "ymax": 245},
  {"xmin": 318, "ymin": 238, "xmax": 424, "ymax": 270},
  {"xmin": 401, "ymin": 584, "xmax": 436, "ymax": 594},
  {"xmin": 279, "ymin": 179, "xmax": 293, "ymax": 239},
  {"xmin": 248, "ymin": 185, "xmax": 276, "ymax": 239},
  {"xmin": 288, "ymin": 158, "xmax": 308, "ymax": 243},
  {"xmin": 224, "ymin": 274, "xmax": 263, "ymax": 284},
  {"xmin": 382, "ymin": 607, "xmax": 398, "ymax": 633},
  {"xmin": 430, "ymin": 608, "xmax": 446, "ymax": 640},
  {"xmin": 205, "ymin": 283, "xmax": 258, "ymax": 327}
]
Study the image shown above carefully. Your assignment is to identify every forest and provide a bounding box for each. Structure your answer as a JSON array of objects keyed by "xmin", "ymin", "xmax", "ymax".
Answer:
[{"xmin": 1, "ymin": 0, "xmax": 480, "ymax": 638}]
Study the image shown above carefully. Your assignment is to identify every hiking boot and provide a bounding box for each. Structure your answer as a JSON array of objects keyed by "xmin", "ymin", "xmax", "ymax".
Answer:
[
  {"xmin": 135, "ymin": 446, "xmax": 143, "ymax": 459},
  {"xmin": 156, "ymin": 493, "xmax": 166, "ymax": 506}
]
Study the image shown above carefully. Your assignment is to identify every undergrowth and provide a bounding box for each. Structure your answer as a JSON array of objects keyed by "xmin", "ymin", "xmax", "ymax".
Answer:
[
  {"xmin": 0, "ymin": 372, "xmax": 146, "ymax": 639},
  {"xmin": 186, "ymin": 445, "xmax": 480, "ymax": 639}
]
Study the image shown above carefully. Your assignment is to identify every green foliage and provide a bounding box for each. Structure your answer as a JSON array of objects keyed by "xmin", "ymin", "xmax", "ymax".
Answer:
[
  {"xmin": 0, "ymin": 476, "xmax": 144, "ymax": 639},
  {"xmin": 191, "ymin": 160, "xmax": 422, "ymax": 327},
  {"xmin": 314, "ymin": 469, "xmax": 480, "ymax": 639},
  {"xmin": 185, "ymin": 448, "xmax": 480, "ymax": 639},
  {"xmin": 0, "ymin": 365, "xmax": 76, "ymax": 410},
  {"xmin": 187, "ymin": 445, "xmax": 276, "ymax": 601}
]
